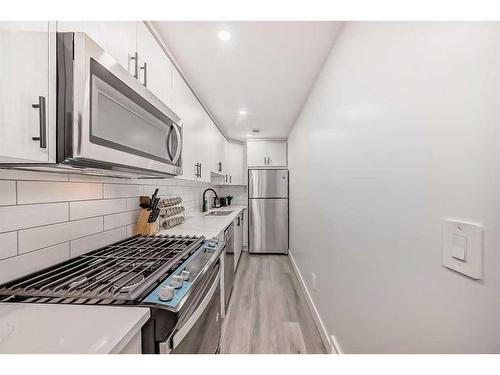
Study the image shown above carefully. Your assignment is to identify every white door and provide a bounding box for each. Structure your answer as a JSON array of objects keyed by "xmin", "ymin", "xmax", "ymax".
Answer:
[
  {"xmin": 136, "ymin": 22, "xmax": 172, "ymax": 106},
  {"xmin": 0, "ymin": 22, "xmax": 55, "ymax": 163}
]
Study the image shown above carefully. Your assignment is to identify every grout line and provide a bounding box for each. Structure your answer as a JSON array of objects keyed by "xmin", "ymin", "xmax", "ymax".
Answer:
[{"xmin": 0, "ymin": 241, "xmax": 71, "ymax": 262}]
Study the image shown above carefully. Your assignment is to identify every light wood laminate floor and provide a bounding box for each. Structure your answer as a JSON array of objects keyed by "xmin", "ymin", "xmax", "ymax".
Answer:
[{"xmin": 221, "ymin": 252, "xmax": 326, "ymax": 354}]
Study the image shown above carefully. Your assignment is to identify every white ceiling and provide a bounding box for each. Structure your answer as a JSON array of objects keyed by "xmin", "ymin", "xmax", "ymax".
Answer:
[{"xmin": 153, "ymin": 21, "xmax": 343, "ymax": 140}]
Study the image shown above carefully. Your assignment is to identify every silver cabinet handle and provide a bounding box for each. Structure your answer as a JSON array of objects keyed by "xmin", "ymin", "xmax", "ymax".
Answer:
[
  {"xmin": 230, "ymin": 176, "xmax": 232, "ymax": 183},
  {"xmin": 140, "ymin": 61, "xmax": 147, "ymax": 87},
  {"xmin": 31, "ymin": 96, "xmax": 47, "ymax": 148},
  {"xmin": 130, "ymin": 52, "xmax": 139, "ymax": 79},
  {"xmin": 264, "ymin": 156, "xmax": 267, "ymax": 165},
  {"xmin": 268, "ymin": 157, "xmax": 271, "ymax": 165}
]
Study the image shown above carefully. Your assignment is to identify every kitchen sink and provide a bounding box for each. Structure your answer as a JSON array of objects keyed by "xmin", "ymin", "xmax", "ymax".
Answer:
[{"xmin": 205, "ymin": 210, "xmax": 234, "ymax": 216}]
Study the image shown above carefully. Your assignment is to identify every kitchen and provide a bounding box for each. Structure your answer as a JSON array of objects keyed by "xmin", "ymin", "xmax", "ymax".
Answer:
[
  {"xmin": 0, "ymin": 20, "xmax": 320, "ymax": 355},
  {"xmin": 2, "ymin": 0, "xmax": 500, "ymax": 371}
]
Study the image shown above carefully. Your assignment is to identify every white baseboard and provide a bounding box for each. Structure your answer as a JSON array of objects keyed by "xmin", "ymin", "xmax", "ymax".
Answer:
[{"xmin": 288, "ymin": 250, "xmax": 343, "ymax": 354}]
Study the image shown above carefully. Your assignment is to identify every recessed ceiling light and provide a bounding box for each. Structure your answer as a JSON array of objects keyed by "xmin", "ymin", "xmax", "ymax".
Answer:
[
  {"xmin": 218, "ymin": 30, "xmax": 231, "ymax": 41},
  {"xmin": 239, "ymin": 110, "xmax": 247, "ymax": 115}
]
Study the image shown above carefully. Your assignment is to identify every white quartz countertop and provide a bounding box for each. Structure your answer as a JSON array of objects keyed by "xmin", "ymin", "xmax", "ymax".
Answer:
[
  {"xmin": 158, "ymin": 205, "xmax": 247, "ymax": 239},
  {"xmin": 0, "ymin": 303, "xmax": 150, "ymax": 354}
]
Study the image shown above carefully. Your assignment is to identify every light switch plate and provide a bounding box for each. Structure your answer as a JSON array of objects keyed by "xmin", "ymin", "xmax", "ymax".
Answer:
[{"xmin": 442, "ymin": 219, "xmax": 483, "ymax": 280}]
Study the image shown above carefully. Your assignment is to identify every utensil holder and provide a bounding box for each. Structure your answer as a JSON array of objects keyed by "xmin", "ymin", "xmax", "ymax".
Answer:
[{"xmin": 134, "ymin": 209, "xmax": 159, "ymax": 235}]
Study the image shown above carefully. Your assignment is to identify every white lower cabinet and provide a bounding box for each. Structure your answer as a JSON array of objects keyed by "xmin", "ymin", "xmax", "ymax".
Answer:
[
  {"xmin": 234, "ymin": 211, "xmax": 244, "ymax": 271},
  {"xmin": 0, "ymin": 21, "xmax": 56, "ymax": 163}
]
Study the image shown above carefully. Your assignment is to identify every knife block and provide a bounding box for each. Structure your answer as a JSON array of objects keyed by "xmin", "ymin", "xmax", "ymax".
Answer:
[{"xmin": 134, "ymin": 209, "xmax": 158, "ymax": 236}]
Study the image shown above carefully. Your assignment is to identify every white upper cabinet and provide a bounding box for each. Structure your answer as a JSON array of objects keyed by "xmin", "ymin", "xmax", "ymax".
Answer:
[
  {"xmin": 172, "ymin": 69, "xmax": 206, "ymax": 182},
  {"xmin": 0, "ymin": 22, "xmax": 56, "ymax": 163},
  {"xmin": 56, "ymin": 22, "xmax": 137, "ymax": 75},
  {"xmin": 247, "ymin": 140, "xmax": 287, "ymax": 168},
  {"xmin": 136, "ymin": 22, "xmax": 172, "ymax": 107},
  {"xmin": 1, "ymin": 21, "xmax": 245, "ymax": 182},
  {"xmin": 227, "ymin": 142, "xmax": 244, "ymax": 185},
  {"xmin": 103, "ymin": 22, "xmax": 137, "ymax": 75}
]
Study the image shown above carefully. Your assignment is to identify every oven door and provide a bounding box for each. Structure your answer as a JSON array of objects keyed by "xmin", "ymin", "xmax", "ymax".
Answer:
[
  {"xmin": 159, "ymin": 263, "xmax": 222, "ymax": 354},
  {"xmin": 58, "ymin": 32, "xmax": 183, "ymax": 176}
]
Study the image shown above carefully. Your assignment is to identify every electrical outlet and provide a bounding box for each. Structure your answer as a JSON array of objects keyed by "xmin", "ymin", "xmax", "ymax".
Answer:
[{"xmin": 311, "ymin": 273, "xmax": 317, "ymax": 291}]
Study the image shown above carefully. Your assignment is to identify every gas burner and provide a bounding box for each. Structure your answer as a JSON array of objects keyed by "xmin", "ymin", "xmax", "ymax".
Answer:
[
  {"xmin": 113, "ymin": 273, "xmax": 146, "ymax": 292},
  {"xmin": 0, "ymin": 235, "xmax": 204, "ymax": 301}
]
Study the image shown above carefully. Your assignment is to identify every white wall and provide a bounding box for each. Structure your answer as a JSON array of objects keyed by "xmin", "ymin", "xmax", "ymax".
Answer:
[
  {"xmin": 287, "ymin": 22, "xmax": 500, "ymax": 353},
  {"xmin": 0, "ymin": 170, "xmax": 218, "ymax": 284}
]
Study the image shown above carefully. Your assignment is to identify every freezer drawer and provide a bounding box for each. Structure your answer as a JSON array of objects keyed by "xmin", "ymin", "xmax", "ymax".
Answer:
[
  {"xmin": 248, "ymin": 169, "xmax": 288, "ymax": 198},
  {"xmin": 249, "ymin": 198, "xmax": 288, "ymax": 254}
]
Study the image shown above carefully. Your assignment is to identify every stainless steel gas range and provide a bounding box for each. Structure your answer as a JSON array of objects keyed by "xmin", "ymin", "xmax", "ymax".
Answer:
[{"xmin": 0, "ymin": 234, "xmax": 224, "ymax": 354}]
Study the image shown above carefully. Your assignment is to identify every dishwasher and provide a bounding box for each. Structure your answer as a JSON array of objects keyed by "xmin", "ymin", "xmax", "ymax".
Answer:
[{"xmin": 224, "ymin": 223, "xmax": 235, "ymax": 309}]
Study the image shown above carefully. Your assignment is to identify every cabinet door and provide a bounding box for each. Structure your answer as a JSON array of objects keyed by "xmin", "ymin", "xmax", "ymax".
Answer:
[
  {"xmin": 0, "ymin": 22, "xmax": 55, "ymax": 163},
  {"xmin": 172, "ymin": 69, "xmax": 203, "ymax": 181},
  {"xmin": 103, "ymin": 22, "xmax": 137, "ymax": 75},
  {"xmin": 267, "ymin": 141, "xmax": 287, "ymax": 167},
  {"xmin": 57, "ymin": 21, "xmax": 106, "ymax": 49},
  {"xmin": 246, "ymin": 141, "xmax": 268, "ymax": 167},
  {"xmin": 57, "ymin": 22, "xmax": 136, "ymax": 75},
  {"xmin": 136, "ymin": 22, "xmax": 172, "ymax": 106},
  {"xmin": 246, "ymin": 140, "xmax": 287, "ymax": 167},
  {"xmin": 227, "ymin": 142, "xmax": 244, "ymax": 185}
]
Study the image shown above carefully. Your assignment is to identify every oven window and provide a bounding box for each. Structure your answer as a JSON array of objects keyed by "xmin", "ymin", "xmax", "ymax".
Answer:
[{"xmin": 89, "ymin": 58, "xmax": 176, "ymax": 164}]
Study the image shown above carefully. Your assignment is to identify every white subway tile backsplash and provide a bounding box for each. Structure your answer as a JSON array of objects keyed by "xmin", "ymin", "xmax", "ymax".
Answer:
[
  {"xmin": 0, "ymin": 170, "xmax": 221, "ymax": 281},
  {"xmin": 0, "ymin": 203, "xmax": 68, "ymax": 233},
  {"xmin": 18, "ymin": 217, "xmax": 103, "ymax": 254},
  {"xmin": 103, "ymin": 184, "xmax": 143, "ymax": 198},
  {"xmin": 70, "ymin": 227, "xmax": 127, "ymax": 257},
  {"xmin": 70, "ymin": 199, "xmax": 126, "ymax": 220},
  {"xmin": 126, "ymin": 223, "xmax": 135, "ymax": 237},
  {"xmin": 0, "ymin": 243, "xmax": 70, "ymax": 284},
  {"xmin": 104, "ymin": 210, "xmax": 140, "ymax": 230},
  {"xmin": 0, "ymin": 169, "xmax": 69, "ymax": 182},
  {"xmin": 68, "ymin": 174, "xmax": 128, "ymax": 184},
  {"xmin": 17, "ymin": 181, "xmax": 102, "ymax": 204},
  {"xmin": 0, "ymin": 232, "xmax": 17, "ymax": 260},
  {"xmin": 126, "ymin": 197, "xmax": 140, "ymax": 211},
  {"xmin": 0, "ymin": 181, "xmax": 16, "ymax": 206}
]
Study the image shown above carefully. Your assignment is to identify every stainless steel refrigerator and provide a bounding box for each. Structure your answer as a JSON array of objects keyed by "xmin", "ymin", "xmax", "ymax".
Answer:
[{"xmin": 248, "ymin": 169, "xmax": 288, "ymax": 254}]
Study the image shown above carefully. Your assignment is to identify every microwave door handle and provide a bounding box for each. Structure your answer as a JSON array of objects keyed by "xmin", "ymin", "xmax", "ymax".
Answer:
[
  {"xmin": 171, "ymin": 124, "xmax": 182, "ymax": 164},
  {"xmin": 166, "ymin": 127, "xmax": 174, "ymax": 160}
]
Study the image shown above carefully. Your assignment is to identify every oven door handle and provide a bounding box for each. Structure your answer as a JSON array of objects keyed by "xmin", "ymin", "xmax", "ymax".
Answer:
[{"xmin": 171, "ymin": 268, "xmax": 221, "ymax": 350}]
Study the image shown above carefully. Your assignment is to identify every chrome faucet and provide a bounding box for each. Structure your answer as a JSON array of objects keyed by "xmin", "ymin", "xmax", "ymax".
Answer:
[{"xmin": 202, "ymin": 188, "xmax": 218, "ymax": 212}]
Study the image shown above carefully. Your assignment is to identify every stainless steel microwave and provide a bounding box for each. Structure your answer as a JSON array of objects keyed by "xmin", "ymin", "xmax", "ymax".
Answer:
[
  {"xmin": 1, "ymin": 32, "xmax": 183, "ymax": 178},
  {"xmin": 56, "ymin": 32, "xmax": 182, "ymax": 177}
]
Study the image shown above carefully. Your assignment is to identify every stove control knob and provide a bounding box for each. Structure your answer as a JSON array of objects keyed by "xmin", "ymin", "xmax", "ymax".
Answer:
[
  {"xmin": 158, "ymin": 286, "xmax": 175, "ymax": 301},
  {"xmin": 170, "ymin": 275, "xmax": 184, "ymax": 289},
  {"xmin": 180, "ymin": 270, "xmax": 190, "ymax": 281}
]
